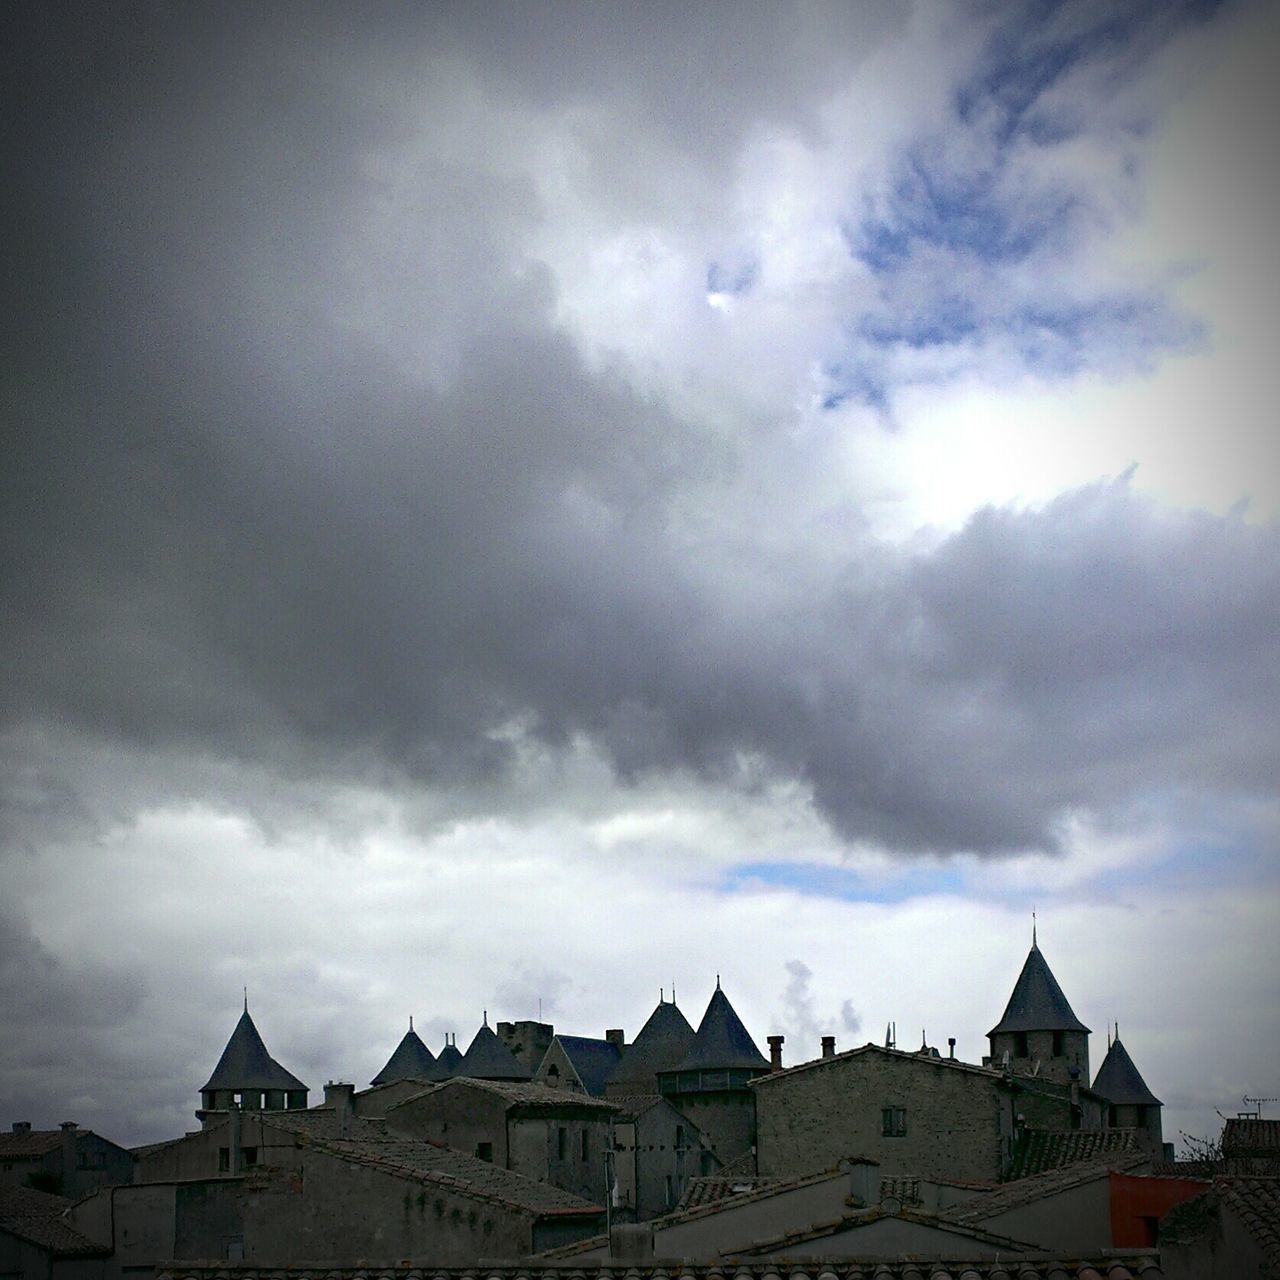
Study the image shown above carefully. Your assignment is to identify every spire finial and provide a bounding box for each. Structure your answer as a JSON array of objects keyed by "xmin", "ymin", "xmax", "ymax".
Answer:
[
  {"xmin": 483, "ymin": 1009, "xmax": 489, "ymax": 1028},
  {"xmin": 716, "ymin": 973, "xmax": 721, "ymax": 991},
  {"xmin": 672, "ymin": 980, "xmax": 676, "ymax": 1004},
  {"xmin": 409, "ymin": 1014, "xmax": 414, "ymax": 1032},
  {"xmin": 660, "ymin": 987, "xmax": 664, "ymax": 1003},
  {"xmin": 1032, "ymin": 908, "xmax": 1037, "ymax": 947},
  {"xmin": 243, "ymin": 987, "xmax": 248, "ymax": 1013}
]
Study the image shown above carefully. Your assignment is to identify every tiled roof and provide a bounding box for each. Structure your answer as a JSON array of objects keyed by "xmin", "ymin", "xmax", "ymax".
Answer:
[
  {"xmin": 0, "ymin": 1184, "xmax": 106, "ymax": 1257},
  {"xmin": 554, "ymin": 1035, "xmax": 622, "ymax": 1095},
  {"xmin": 0, "ymin": 1128, "xmax": 64, "ymax": 1157},
  {"xmin": 310, "ymin": 1136, "xmax": 601, "ymax": 1217},
  {"xmin": 201, "ymin": 1009, "xmax": 307, "ymax": 1093},
  {"xmin": 157, "ymin": 1255, "xmax": 1166, "ymax": 1278},
  {"xmin": 675, "ymin": 1174, "xmax": 773, "ymax": 1210},
  {"xmin": 1007, "ymin": 1127, "xmax": 1143, "ymax": 1179},
  {"xmin": 1092, "ymin": 1038, "xmax": 1161, "ymax": 1107},
  {"xmin": 671, "ymin": 985, "xmax": 769, "ymax": 1073},
  {"xmin": 603, "ymin": 1093, "xmax": 665, "ymax": 1122},
  {"xmin": 949, "ymin": 1152, "xmax": 1148, "ymax": 1224},
  {"xmin": 1224, "ymin": 1118, "xmax": 1280, "ymax": 1157},
  {"xmin": 371, "ymin": 1025, "xmax": 445, "ymax": 1086},
  {"xmin": 258, "ymin": 1109, "xmax": 389, "ymax": 1142},
  {"xmin": 989, "ymin": 944, "xmax": 1090, "ymax": 1036},
  {"xmin": 607, "ymin": 999, "xmax": 695, "ymax": 1091},
  {"xmin": 426, "ymin": 1078, "xmax": 618, "ymax": 1113},
  {"xmin": 456, "ymin": 1023, "xmax": 532, "ymax": 1081},
  {"xmin": 1216, "ymin": 1176, "xmax": 1280, "ymax": 1270}
]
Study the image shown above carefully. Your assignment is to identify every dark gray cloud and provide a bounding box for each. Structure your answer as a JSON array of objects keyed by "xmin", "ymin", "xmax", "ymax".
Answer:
[{"xmin": 2, "ymin": 1, "xmax": 1277, "ymax": 867}]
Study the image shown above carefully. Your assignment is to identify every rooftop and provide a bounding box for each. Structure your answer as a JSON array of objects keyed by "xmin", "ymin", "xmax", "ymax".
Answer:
[
  {"xmin": 0, "ymin": 1184, "xmax": 107, "ymax": 1258},
  {"xmin": 1091, "ymin": 1037, "xmax": 1161, "ymax": 1107},
  {"xmin": 1007, "ymin": 1127, "xmax": 1144, "ymax": 1180},
  {"xmin": 989, "ymin": 943, "xmax": 1090, "ymax": 1037},
  {"xmin": 371, "ymin": 1024, "xmax": 444, "ymax": 1086},
  {"xmin": 607, "ymin": 998, "xmax": 694, "ymax": 1089},
  {"xmin": 201, "ymin": 1008, "xmax": 307, "ymax": 1094},
  {"xmin": 670, "ymin": 984, "xmax": 769, "ymax": 1074},
  {"xmin": 552, "ymin": 1034, "xmax": 622, "ymax": 1095}
]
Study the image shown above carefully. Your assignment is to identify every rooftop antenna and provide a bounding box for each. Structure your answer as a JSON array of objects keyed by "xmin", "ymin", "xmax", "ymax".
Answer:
[{"xmin": 1244, "ymin": 1095, "xmax": 1279, "ymax": 1118}]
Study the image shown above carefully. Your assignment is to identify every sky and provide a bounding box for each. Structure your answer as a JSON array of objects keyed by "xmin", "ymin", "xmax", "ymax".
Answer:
[{"xmin": 1, "ymin": 0, "xmax": 1277, "ymax": 1154}]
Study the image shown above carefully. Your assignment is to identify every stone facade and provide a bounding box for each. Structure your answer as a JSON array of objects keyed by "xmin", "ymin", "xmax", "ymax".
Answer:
[{"xmin": 753, "ymin": 1046, "xmax": 1015, "ymax": 1184}]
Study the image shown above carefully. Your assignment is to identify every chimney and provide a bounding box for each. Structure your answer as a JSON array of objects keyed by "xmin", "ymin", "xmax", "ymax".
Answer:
[
  {"xmin": 948, "ymin": 1038, "xmax": 956, "ymax": 1060},
  {"xmin": 12, "ymin": 1122, "xmax": 31, "ymax": 1135},
  {"xmin": 325, "ymin": 1081, "xmax": 355, "ymax": 1138},
  {"xmin": 60, "ymin": 1122, "xmax": 77, "ymax": 1193},
  {"xmin": 767, "ymin": 1034, "xmax": 784, "ymax": 1072},
  {"xmin": 821, "ymin": 1035, "xmax": 835, "ymax": 1059},
  {"xmin": 605, "ymin": 1028, "xmax": 626, "ymax": 1050}
]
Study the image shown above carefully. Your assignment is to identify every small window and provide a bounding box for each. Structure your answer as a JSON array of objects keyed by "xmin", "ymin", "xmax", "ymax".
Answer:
[
  {"xmin": 675, "ymin": 1124, "xmax": 684, "ymax": 1147},
  {"xmin": 241, "ymin": 1147, "xmax": 257, "ymax": 1168},
  {"xmin": 218, "ymin": 1148, "xmax": 230, "ymax": 1172},
  {"xmin": 580, "ymin": 1130, "xmax": 589, "ymax": 1161},
  {"xmin": 1052, "ymin": 1030, "xmax": 1065, "ymax": 1056},
  {"xmin": 475, "ymin": 1142, "xmax": 493, "ymax": 1163},
  {"xmin": 546, "ymin": 1065, "xmax": 560, "ymax": 1087},
  {"xmin": 557, "ymin": 1127, "xmax": 567, "ymax": 1160},
  {"xmin": 1014, "ymin": 1032, "xmax": 1029, "ymax": 1058},
  {"xmin": 881, "ymin": 1107, "xmax": 907, "ymax": 1137}
]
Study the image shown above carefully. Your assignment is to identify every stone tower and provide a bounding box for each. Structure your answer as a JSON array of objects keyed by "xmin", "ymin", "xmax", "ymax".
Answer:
[
  {"xmin": 199, "ymin": 1000, "xmax": 308, "ymax": 1120},
  {"xmin": 1093, "ymin": 1028, "xmax": 1164, "ymax": 1155},
  {"xmin": 987, "ymin": 939, "xmax": 1090, "ymax": 1086}
]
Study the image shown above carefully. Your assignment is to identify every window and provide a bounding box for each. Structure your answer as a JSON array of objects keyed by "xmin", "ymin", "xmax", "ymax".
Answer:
[
  {"xmin": 1014, "ymin": 1032, "xmax": 1029, "ymax": 1058},
  {"xmin": 546, "ymin": 1065, "xmax": 560, "ymax": 1088},
  {"xmin": 475, "ymin": 1142, "xmax": 493, "ymax": 1163},
  {"xmin": 675, "ymin": 1125, "xmax": 684, "ymax": 1148},
  {"xmin": 218, "ymin": 1148, "xmax": 230, "ymax": 1172},
  {"xmin": 881, "ymin": 1107, "xmax": 907, "ymax": 1137},
  {"xmin": 580, "ymin": 1130, "xmax": 589, "ymax": 1161},
  {"xmin": 557, "ymin": 1127, "xmax": 567, "ymax": 1160},
  {"xmin": 1052, "ymin": 1030, "xmax": 1065, "ymax": 1056},
  {"xmin": 241, "ymin": 1147, "xmax": 258, "ymax": 1168}
]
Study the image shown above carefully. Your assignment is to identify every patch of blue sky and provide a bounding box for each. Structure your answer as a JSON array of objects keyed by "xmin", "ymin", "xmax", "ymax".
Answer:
[
  {"xmin": 722, "ymin": 860, "xmax": 967, "ymax": 904},
  {"xmin": 706, "ymin": 258, "xmax": 757, "ymax": 297},
  {"xmin": 859, "ymin": 297, "xmax": 980, "ymax": 351},
  {"xmin": 820, "ymin": 362, "xmax": 888, "ymax": 413}
]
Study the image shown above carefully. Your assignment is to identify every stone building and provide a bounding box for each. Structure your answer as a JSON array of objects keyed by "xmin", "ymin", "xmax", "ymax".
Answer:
[
  {"xmin": 607, "ymin": 1094, "xmax": 718, "ymax": 1221},
  {"xmin": 985, "ymin": 938, "xmax": 1091, "ymax": 1087},
  {"xmin": 656, "ymin": 982, "xmax": 769, "ymax": 1169},
  {"xmin": 384, "ymin": 1078, "xmax": 616, "ymax": 1203},
  {"xmin": 752, "ymin": 1043, "xmax": 1018, "ymax": 1183},
  {"xmin": 1092, "ymin": 1030, "xmax": 1165, "ymax": 1156},
  {"xmin": 535, "ymin": 1034, "xmax": 624, "ymax": 1096},
  {"xmin": 198, "ymin": 1003, "xmax": 308, "ymax": 1119},
  {"xmin": 456, "ymin": 1019, "xmax": 532, "ymax": 1081},
  {"xmin": 0, "ymin": 1123, "xmax": 134, "ymax": 1199}
]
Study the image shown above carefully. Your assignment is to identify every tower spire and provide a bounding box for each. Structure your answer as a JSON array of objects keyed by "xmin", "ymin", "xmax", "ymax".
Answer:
[
  {"xmin": 1032, "ymin": 908, "xmax": 1037, "ymax": 947},
  {"xmin": 244, "ymin": 986, "xmax": 248, "ymax": 1013}
]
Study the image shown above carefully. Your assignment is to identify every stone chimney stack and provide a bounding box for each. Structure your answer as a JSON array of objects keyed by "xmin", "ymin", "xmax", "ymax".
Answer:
[
  {"xmin": 821, "ymin": 1035, "xmax": 836, "ymax": 1058},
  {"xmin": 324, "ymin": 1081, "xmax": 355, "ymax": 1138},
  {"xmin": 605, "ymin": 1028, "xmax": 626, "ymax": 1050},
  {"xmin": 60, "ymin": 1122, "xmax": 77, "ymax": 1194},
  {"xmin": 12, "ymin": 1122, "xmax": 31, "ymax": 1135},
  {"xmin": 767, "ymin": 1034, "xmax": 784, "ymax": 1072}
]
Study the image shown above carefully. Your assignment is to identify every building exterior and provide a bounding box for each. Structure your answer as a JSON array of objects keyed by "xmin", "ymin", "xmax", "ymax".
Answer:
[
  {"xmin": 370, "ymin": 1019, "xmax": 446, "ymax": 1086},
  {"xmin": 384, "ymin": 1078, "xmax": 617, "ymax": 1203},
  {"xmin": 985, "ymin": 939, "xmax": 1091, "ymax": 1087},
  {"xmin": 455, "ymin": 1020, "xmax": 533, "ymax": 1082},
  {"xmin": 0, "ymin": 1124, "xmax": 134, "ymax": 1199},
  {"xmin": 199, "ymin": 1004, "xmax": 308, "ymax": 1118},
  {"xmin": 534, "ymin": 1034, "xmax": 623, "ymax": 1096},
  {"xmin": 607, "ymin": 1095, "xmax": 717, "ymax": 1222},
  {"xmin": 604, "ymin": 998, "xmax": 694, "ymax": 1098},
  {"xmin": 656, "ymin": 984, "xmax": 769, "ymax": 1169},
  {"xmin": 1092, "ymin": 1032, "xmax": 1166, "ymax": 1156}
]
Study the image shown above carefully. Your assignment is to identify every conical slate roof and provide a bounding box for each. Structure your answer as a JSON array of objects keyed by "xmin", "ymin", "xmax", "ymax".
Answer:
[
  {"xmin": 1092, "ymin": 1036, "xmax": 1161, "ymax": 1106},
  {"xmin": 607, "ymin": 999, "xmax": 695, "ymax": 1089},
  {"xmin": 437, "ymin": 1038, "xmax": 463, "ymax": 1075},
  {"xmin": 988, "ymin": 944, "xmax": 1091, "ymax": 1037},
  {"xmin": 370, "ymin": 1023, "xmax": 441, "ymax": 1086},
  {"xmin": 201, "ymin": 1008, "xmax": 307, "ymax": 1093},
  {"xmin": 673, "ymin": 984, "xmax": 769, "ymax": 1072},
  {"xmin": 456, "ymin": 1021, "xmax": 531, "ymax": 1081}
]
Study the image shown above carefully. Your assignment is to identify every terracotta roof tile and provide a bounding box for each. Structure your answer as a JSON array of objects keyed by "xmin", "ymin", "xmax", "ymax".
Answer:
[{"xmin": 1007, "ymin": 1128, "xmax": 1143, "ymax": 1179}]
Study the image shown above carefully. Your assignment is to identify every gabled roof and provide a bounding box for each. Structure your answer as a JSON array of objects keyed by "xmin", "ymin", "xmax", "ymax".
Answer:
[
  {"xmin": 553, "ymin": 1035, "xmax": 621, "ymax": 1095},
  {"xmin": 418, "ymin": 1078, "xmax": 618, "ymax": 1114},
  {"xmin": 0, "ymin": 1130, "xmax": 65, "ymax": 1158},
  {"xmin": 948, "ymin": 1151, "xmax": 1148, "ymax": 1224},
  {"xmin": 456, "ymin": 1021, "xmax": 532, "ymax": 1080},
  {"xmin": 671, "ymin": 984, "xmax": 768, "ymax": 1072},
  {"xmin": 1092, "ymin": 1036, "xmax": 1161, "ymax": 1106},
  {"xmin": 988, "ymin": 944, "xmax": 1090, "ymax": 1037},
  {"xmin": 607, "ymin": 999, "xmax": 695, "ymax": 1089},
  {"xmin": 1223, "ymin": 1118, "xmax": 1280, "ymax": 1157},
  {"xmin": 0, "ymin": 1185, "xmax": 107, "ymax": 1257},
  {"xmin": 1006, "ymin": 1126, "xmax": 1143, "ymax": 1180},
  {"xmin": 750, "ymin": 1041, "xmax": 1005, "ymax": 1089},
  {"xmin": 370, "ymin": 1024, "xmax": 445, "ymax": 1086},
  {"xmin": 201, "ymin": 1008, "xmax": 307, "ymax": 1093}
]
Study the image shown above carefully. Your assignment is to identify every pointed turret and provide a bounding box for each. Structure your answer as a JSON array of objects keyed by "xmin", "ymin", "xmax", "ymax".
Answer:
[
  {"xmin": 436, "ymin": 1034, "xmax": 463, "ymax": 1076},
  {"xmin": 672, "ymin": 983, "xmax": 769, "ymax": 1074},
  {"xmin": 200, "ymin": 1004, "xmax": 308, "ymax": 1115},
  {"xmin": 988, "ymin": 942, "xmax": 1090, "ymax": 1085},
  {"xmin": 1093, "ymin": 1030, "xmax": 1164, "ymax": 1154},
  {"xmin": 455, "ymin": 1016, "xmax": 532, "ymax": 1081},
  {"xmin": 605, "ymin": 996, "xmax": 695, "ymax": 1097},
  {"xmin": 371, "ymin": 1020, "xmax": 445, "ymax": 1086}
]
